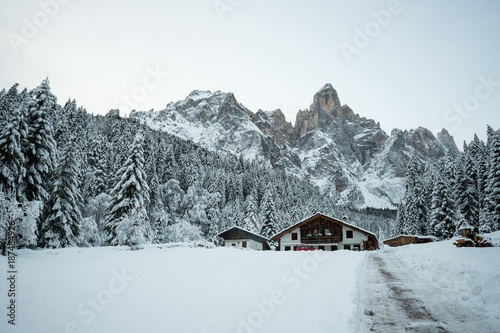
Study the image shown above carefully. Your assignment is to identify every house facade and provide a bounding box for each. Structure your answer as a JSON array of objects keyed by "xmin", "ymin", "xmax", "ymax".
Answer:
[
  {"xmin": 218, "ymin": 226, "xmax": 271, "ymax": 251},
  {"xmin": 272, "ymin": 213, "xmax": 378, "ymax": 251}
]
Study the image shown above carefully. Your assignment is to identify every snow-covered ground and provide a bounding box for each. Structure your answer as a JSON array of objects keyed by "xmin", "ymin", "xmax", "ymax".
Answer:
[
  {"xmin": 1, "ymin": 235, "xmax": 499, "ymax": 333},
  {"xmin": 0, "ymin": 245, "xmax": 364, "ymax": 333},
  {"xmin": 357, "ymin": 231, "xmax": 500, "ymax": 332}
]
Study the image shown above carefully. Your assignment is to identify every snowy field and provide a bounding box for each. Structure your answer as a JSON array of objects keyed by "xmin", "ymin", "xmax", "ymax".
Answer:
[
  {"xmin": 1, "ymin": 245, "xmax": 364, "ymax": 333},
  {"xmin": 1, "ymin": 235, "xmax": 500, "ymax": 333}
]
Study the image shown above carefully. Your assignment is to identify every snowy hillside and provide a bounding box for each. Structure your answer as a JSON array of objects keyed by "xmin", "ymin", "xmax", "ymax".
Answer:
[
  {"xmin": 131, "ymin": 90, "xmax": 266, "ymax": 161},
  {"xmin": 131, "ymin": 84, "xmax": 457, "ymax": 209},
  {"xmin": 2, "ymin": 238, "xmax": 499, "ymax": 332}
]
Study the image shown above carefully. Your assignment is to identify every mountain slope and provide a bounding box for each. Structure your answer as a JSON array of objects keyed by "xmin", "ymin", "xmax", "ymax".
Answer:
[{"xmin": 130, "ymin": 84, "xmax": 457, "ymax": 209}]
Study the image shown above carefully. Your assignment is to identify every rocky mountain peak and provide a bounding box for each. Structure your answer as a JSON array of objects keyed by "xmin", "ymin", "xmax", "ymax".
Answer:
[
  {"xmin": 437, "ymin": 128, "xmax": 459, "ymax": 154},
  {"xmin": 131, "ymin": 83, "xmax": 458, "ymax": 210},
  {"xmin": 312, "ymin": 83, "xmax": 342, "ymax": 111},
  {"xmin": 187, "ymin": 90, "xmax": 214, "ymax": 101},
  {"xmin": 295, "ymin": 83, "xmax": 362, "ymax": 137}
]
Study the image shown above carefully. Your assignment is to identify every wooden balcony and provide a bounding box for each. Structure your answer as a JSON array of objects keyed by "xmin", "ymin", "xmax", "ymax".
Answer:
[{"xmin": 301, "ymin": 235, "xmax": 342, "ymax": 244}]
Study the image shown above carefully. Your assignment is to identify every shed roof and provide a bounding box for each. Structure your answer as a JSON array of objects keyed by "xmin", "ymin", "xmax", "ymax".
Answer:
[{"xmin": 218, "ymin": 226, "xmax": 270, "ymax": 243}]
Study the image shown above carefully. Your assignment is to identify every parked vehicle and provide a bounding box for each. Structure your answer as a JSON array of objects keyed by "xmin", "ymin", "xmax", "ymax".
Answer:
[
  {"xmin": 453, "ymin": 226, "xmax": 492, "ymax": 247},
  {"xmin": 295, "ymin": 245, "xmax": 316, "ymax": 251}
]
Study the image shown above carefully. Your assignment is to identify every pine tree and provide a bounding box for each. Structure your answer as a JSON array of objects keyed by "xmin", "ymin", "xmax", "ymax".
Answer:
[
  {"xmin": 400, "ymin": 157, "xmax": 427, "ymax": 235},
  {"xmin": 260, "ymin": 186, "xmax": 278, "ymax": 239},
  {"xmin": 455, "ymin": 149, "xmax": 479, "ymax": 229},
  {"xmin": 39, "ymin": 139, "xmax": 82, "ymax": 248},
  {"xmin": 105, "ymin": 133, "xmax": 150, "ymax": 245},
  {"xmin": 24, "ymin": 78, "xmax": 57, "ymax": 202},
  {"xmin": 485, "ymin": 129, "xmax": 500, "ymax": 231},
  {"xmin": 206, "ymin": 192, "xmax": 221, "ymax": 244},
  {"xmin": 0, "ymin": 105, "xmax": 28, "ymax": 199},
  {"xmin": 429, "ymin": 166, "xmax": 456, "ymax": 239},
  {"xmin": 393, "ymin": 203, "xmax": 405, "ymax": 236},
  {"xmin": 0, "ymin": 83, "xmax": 22, "ymax": 119},
  {"xmin": 84, "ymin": 134, "xmax": 108, "ymax": 199},
  {"xmin": 243, "ymin": 193, "xmax": 260, "ymax": 233}
]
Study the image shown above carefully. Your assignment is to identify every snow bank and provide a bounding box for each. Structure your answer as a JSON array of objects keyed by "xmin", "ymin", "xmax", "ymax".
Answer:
[
  {"xmin": 484, "ymin": 230, "xmax": 500, "ymax": 247},
  {"xmin": 386, "ymin": 239, "xmax": 500, "ymax": 323},
  {"xmin": 0, "ymin": 247, "xmax": 365, "ymax": 333}
]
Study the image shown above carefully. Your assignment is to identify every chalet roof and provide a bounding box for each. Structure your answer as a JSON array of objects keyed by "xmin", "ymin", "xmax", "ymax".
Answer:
[
  {"xmin": 218, "ymin": 226, "xmax": 270, "ymax": 243},
  {"xmin": 271, "ymin": 213, "xmax": 377, "ymax": 240}
]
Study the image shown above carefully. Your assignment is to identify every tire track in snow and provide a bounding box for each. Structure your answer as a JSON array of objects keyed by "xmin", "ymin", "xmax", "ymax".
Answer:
[{"xmin": 357, "ymin": 251, "xmax": 492, "ymax": 332}]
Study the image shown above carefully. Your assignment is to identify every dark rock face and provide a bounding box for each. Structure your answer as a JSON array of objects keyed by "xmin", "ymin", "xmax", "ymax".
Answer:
[{"xmin": 130, "ymin": 84, "xmax": 457, "ymax": 209}]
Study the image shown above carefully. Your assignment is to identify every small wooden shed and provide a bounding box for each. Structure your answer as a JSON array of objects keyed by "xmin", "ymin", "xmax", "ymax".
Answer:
[
  {"xmin": 383, "ymin": 235, "xmax": 436, "ymax": 247},
  {"xmin": 218, "ymin": 226, "xmax": 271, "ymax": 251}
]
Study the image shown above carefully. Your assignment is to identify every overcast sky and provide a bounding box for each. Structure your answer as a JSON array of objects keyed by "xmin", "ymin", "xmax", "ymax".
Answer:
[{"xmin": 1, "ymin": 0, "xmax": 499, "ymax": 147}]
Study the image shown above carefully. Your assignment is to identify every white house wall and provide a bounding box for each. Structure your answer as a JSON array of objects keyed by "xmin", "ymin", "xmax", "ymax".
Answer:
[
  {"xmin": 279, "ymin": 229, "xmax": 301, "ymax": 251},
  {"xmin": 223, "ymin": 239, "xmax": 263, "ymax": 251}
]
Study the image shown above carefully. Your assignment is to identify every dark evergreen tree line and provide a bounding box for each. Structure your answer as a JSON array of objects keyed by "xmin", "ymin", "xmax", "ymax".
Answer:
[{"xmin": 394, "ymin": 126, "xmax": 500, "ymax": 239}]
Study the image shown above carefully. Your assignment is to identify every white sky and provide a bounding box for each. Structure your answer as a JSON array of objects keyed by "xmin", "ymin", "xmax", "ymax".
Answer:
[{"xmin": 1, "ymin": 0, "xmax": 499, "ymax": 147}]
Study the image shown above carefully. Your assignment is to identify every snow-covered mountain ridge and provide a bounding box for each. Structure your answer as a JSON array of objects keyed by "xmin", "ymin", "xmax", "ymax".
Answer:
[{"xmin": 129, "ymin": 84, "xmax": 457, "ymax": 209}]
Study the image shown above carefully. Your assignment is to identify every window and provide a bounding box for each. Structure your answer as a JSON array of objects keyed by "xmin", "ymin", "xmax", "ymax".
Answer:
[
  {"xmin": 331, "ymin": 245, "xmax": 338, "ymax": 251},
  {"xmin": 344, "ymin": 244, "xmax": 351, "ymax": 250},
  {"xmin": 242, "ymin": 241, "xmax": 247, "ymax": 248},
  {"xmin": 285, "ymin": 246, "xmax": 291, "ymax": 251},
  {"xmin": 231, "ymin": 243, "xmax": 236, "ymax": 246},
  {"xmin": 346, "ymin": 230, "xmax": 353, "ymax": 238},
  {"xmin": 291, "ymin": 232, "xmax": 298, "ymax": 241},
  {"xmin": 318, "ymin": 246, "xmax": 325, "ymax": 251}
]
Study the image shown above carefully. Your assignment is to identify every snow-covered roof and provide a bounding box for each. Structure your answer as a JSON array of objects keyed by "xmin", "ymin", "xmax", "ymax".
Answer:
[
  {"xmin": 271, "ymin": 213, "xmax": 377, "ymax": 240},
  {"xmin": 218, "ymin": 226, "xmax": 270, "ymax": 242},
  {"xmin": 457, "ymin": 225, "xmax": 474, "ymax": 231},
  {"xmin": 382, "ymin": 235, "xmax": 438, "ymax": 242}
]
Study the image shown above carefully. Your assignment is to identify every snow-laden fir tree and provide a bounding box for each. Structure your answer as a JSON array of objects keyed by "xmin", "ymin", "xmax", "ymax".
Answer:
[
  {"xmin": 469, "ymin": 135, "xmax": 488, "ymax": 207},
  {"xmin": 454, "ymin": 145, "xmax": 479, "ymax": 229},
  {"xmin": 206, "ymin": 192, "xmax": 221, "ymax": 245},
  {"xmin": 393, "ymin": 203, "xmax": 405, "ymax": 236},
  {"xmin": 0, "ymin": 83, "xmax": 22, "ymax": 121},
  {"xmin": 429, "ymin": 165, "xmax": 456, "ymax": 239},
  {"xmin": 230, "ymin": 197, "xmax": 244, "ymax": 228},
  {"xmin": 0, "ymin": 104, "xmax": 28, "ymax": 199},
  {"xmin": 401, "ymin": 157, "xmax": 427, "ymax": 235},
  {"xmin": 242, "ymin": 192, "xmax": 260, "ymax": 233},
  {"xmin": 260, "ymin": 186, "xmax": 278, "ymax": 239},
  {"xmin": 105, "ymin": 133, "xmax": 150, "ymax": 246},
  {"xmin": 83, "ymin": 134, "xmax": 108, "ymax": 199},
  {"xmin": 24, "ymin": 78, "xmax": 57, "ymax": 202},
  {"xmin": 484, "ymin": 128, "xmax": 500, "ymax": 231},
  {"xmin": 39, "ymin": 139, "xmax": 82, "ymax": 248}
]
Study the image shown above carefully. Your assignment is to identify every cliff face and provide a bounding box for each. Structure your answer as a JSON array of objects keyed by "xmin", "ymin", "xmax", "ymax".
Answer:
[{"xmin": 130, "ymin": 84, "xmax": 457, "ymax": 209}]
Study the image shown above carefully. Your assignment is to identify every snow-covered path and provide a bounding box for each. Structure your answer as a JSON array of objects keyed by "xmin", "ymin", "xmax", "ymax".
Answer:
[{"xmin": 357, "ymin": 249, "xmax": 499, "ymax": 332}]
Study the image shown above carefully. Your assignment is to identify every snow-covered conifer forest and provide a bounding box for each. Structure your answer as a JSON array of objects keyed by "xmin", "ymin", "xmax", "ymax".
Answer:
[
  {"xmin": 394, "ymin": 128, "xmax": 500, "ymax": 238},
  {"xmin": 0, "ymin": 79, "xmax": 499, "ymax": 251}
]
